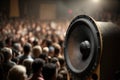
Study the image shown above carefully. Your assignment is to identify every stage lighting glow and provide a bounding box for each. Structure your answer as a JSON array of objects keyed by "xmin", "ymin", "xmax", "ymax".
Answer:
[{"xmin": 92, "ymin": 0, "xmax": 100, "ymax": 3}]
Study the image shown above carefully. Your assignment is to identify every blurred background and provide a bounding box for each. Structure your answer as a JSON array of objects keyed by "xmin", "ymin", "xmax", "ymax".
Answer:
[{"xmin": 0, "ymin": 0, "xmax": 120, "ymax": 22}]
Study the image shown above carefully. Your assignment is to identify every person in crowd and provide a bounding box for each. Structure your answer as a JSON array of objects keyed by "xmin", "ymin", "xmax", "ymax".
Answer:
[
  {"xmin": 12, "ymin": 43, "xmax": 22, "ymax": 64},
  {"xmin": 44, "ymin": 39, "xmax": 54, "ymax": 57},
  {"xmin": 32, "ymin": 45, "xmax": 42, "ymax": 59},
  {"xmin": 52, "ymin": 43, "xmax": 62, "ymax": 58},
  {"xmin": 91, "ymin": 73, "xmax": 98, "ymax": 80},
  {"xmin": 58, "ymin": 70, "xmax": 68, "ymax": 80},
  {"xmin": 18, "ymin": 43, "xmax": 33, "ymax": 64},
  {"xmin": 42, "ymin": 47, "xmax": 49, "ymax": 55},
  {"xmin": 5, "ymin": 37, "xmax": 13, "ymax": 48},
  {"xmin": 58, "ymin": 57, "xmax": 67, "ymax": 72},
  {"xmin": 2, "ymin": 47, "xmax": 16, "ymax": 80},
  {"xmin": 58, "ymin": 57, "xmax": 69, "ymax": 80},
  {"xmin": 51, "ymin": 57, "xmax": 60, "ymax": 70},
  {"xmin": 42, "ymin": 63, "xmax": 56, "ymax": 80},
  {"xmin": 12, "ymin": 43, "xmax": 22, "ymax": 56},
  {"xmin": 39, "ymin": 53, "xmax": 48, "ymax": 63},
  {"xmin": 48, "ymin": 46, "xmax": 55, "ymax": 57},
  {"xmin": 29, "ymin": 58, "xmax": 45, "ymax": 80},
  {"xmin": 32, "ymin": 38, "xmax": 39, "ymax": 47},
  {"xmin": 7, "ymin": 65, "xmax": 27, "ymax": 80},
  {"xmin": 56, "ymin": 73, "xmax": 64, "ymax": 80},
  {"xmin": 23, "ymin": 59, "xmax": 33, "ymax": 77}
]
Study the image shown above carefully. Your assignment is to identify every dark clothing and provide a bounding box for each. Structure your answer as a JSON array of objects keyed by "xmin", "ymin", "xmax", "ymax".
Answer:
[
  {"xmin": 0, "ymin": 64, "xmax": 4, "ymax": 80},
  {"xmin": 3, "ymin": 60, "xmax": 16, "ymax": 72},
  {"xmin": 3, "ymin": 60, "xmax": 16, "ymax": 80},
  {"xmin": 29, "ymin": 73, "xmax": 44, "ymax": 80},
  {"xmin": 18, "ymin": 54, "xmax": 33, "ymax": 64}
]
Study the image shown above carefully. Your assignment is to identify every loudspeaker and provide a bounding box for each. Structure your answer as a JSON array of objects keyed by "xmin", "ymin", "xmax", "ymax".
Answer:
[{"xmin": 64, "ymin": 15, "xmax": 120, "ymax": 80}]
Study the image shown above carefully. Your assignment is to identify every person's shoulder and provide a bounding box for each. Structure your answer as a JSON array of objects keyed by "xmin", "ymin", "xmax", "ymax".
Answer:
[
  {"xmin": 17, "ymin": 54, "xmax": 24, "ymax": 59},
  {"xmin": 9, "ymin": 61, "xmax": 16, "ymax": 65},
  {"xmin": 38, "ymin": 77, "xmax": 44, "ymax": 80},
  {"xmin": 27, "ymin": 55, "xmax": 34, "ymax": 61},
  {"xmin": 11, "ymin": 61, "xmax": 16, "ymax": 65}
]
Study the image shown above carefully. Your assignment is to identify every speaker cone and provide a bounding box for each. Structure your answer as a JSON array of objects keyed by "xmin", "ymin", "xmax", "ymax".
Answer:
[{"xmin": 64, "ymin": 15, "xmax": 101, "ymax": 77}]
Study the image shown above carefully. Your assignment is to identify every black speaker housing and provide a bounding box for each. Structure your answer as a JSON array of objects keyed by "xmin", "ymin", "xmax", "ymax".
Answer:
[{"xmin": 64, "ymin": 15, "xmax": 120, "ymax": 80}]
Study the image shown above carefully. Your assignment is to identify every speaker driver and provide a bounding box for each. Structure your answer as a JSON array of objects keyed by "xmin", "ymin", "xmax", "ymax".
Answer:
[{"xmin": 64, "ymin": 15, "xmax": 102, "ymax": 78}]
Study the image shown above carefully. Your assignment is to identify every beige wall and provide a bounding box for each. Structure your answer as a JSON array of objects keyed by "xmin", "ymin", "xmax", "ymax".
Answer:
[
  {"xmin": 40, "ymin": 4, "xmax": 56, "ymax": 20},
  {"xmin": 10, "ymin": 0, "xmax": 19, "ymax": 17}
]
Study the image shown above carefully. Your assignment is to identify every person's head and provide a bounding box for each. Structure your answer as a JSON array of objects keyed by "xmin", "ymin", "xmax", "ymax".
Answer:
[
  {"xmin": 39, "ymin": 53, "xmax": 48, "ymax": 62},
  {"xmin": 32, "ymin": 58, "xmax": 45, "ymax": 73},
  {"xmin": 32, "ymin": 38, "xmax": 39, "ymax": 46},
  {"xmin": 2, "ymin": 47, "xmax": 12, "ymax": 61},
  {"xmin": 52, "ymin": 43, "xmax": 61, "ymax": 57},
  {"xmin": 7, "ymin": 65, "xmax": 27, "ymax": 80},
  {"xmin": 59, "ymin": 70, "xmax": 67, "ymax": 80},
  {"xmin": 42, "ymin": 63, "xmax": 56, "ymax": 80},
  {"xmin": 58, "ymin": 57, "xmax": 65, "ymax": 67},
  {"xmin": 49, "ymin": 46, "xmax": 54, "ymax": 57},
  {"xmin": 13, "ymin": 43, "xmax": 22, "ymax": 52},
  {"xmin": 56, "ymin": 73, "xmax": 64, "ymax": 80},
  {"xmin": 22, "ymin": 59, "xmax": 33, "ymax": 77},
  {"xmin": 91, "ymin": 73, "xmax": 98, "ymax": 80},
  {"xmin": 51, "ymin": 57, "xmax": 60, "ymax": 69},
  {"xmin": 23, "ymin": 43, "xmax": 31, "ymax": 55},
  {"xmin": 32, "ymin": 45, "xmax": 42, "ymax": 58},
  {"xmin": 5, "ymin": 37, "xmax": 12, "ymax": 47},
  {"xmin": 46, "ymin": 39, "xmax": 52, "ymax": 47},
  {"xmin": 43, "ymin": 47, "xmax": 49, "ymax": 54}
]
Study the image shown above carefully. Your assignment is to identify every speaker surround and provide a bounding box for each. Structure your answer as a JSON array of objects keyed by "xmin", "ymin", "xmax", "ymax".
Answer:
[{"xmin": 64, "ymin": 15, "xmax": 120, "ymax": 80}]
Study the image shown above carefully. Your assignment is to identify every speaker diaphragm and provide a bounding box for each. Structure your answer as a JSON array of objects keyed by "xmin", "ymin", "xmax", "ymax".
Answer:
[{"xmin": 64, "ymin": 15, "xmax": 102, "ymax": 77}]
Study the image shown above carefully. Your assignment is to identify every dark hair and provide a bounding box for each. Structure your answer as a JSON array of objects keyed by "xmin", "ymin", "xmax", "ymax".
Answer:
[
  {"xmin": 39, "ymin": 53, "xmax": 48, "ymax": 61},
  {"xmin": 0, "ymin": 52, "xmax": 4, "ymax": 64},
  {"xmin": 91, "ymin": 73, "xmax": 98, "ymax": 80},
  {"xmin": 5, "ymin": 37, "xmax": 12, "ymax": 45},
  {"xmin": 114, "ymin": 71, "xmax": 120, "ymax": 80},
  {"xmin": 42, "ymin": 63, "xmax": 56, "ymax": 80},
  {"xmin": 59, "ymin": 57, "xmax": 65, "ymax": 67},
  {"xmin": 56, "ymin": 73, "xmax": 64, "ymax": 80},
  {"xmin": 23, "ymin": 43, "xmax": 31, "ymax": 54},
  {"xmin": 46, "ymin": 39, "xmax": 52, "ymax": 47},
  {"xmin": 0, "ymin": 41, "xmax": 5, "ymax": 50},
  {"xmin": 59, "ymin": 70, "xmax": 67, "ymax": 80},
  {"xmin": 52, "ymin": 43, "xmax": 61, "ymax": 56},
  {"xmin": 1, "ymin": 48, "xmax": 12, "ymax": 61},
  {"xmin": 51, "ymin": 57, "xmax": 58, "ymax": 64},
  {"xmin": 32, "ymin": 38, "xmax": 38, "ymax": 46},
  {"xmin": 32, "ymin": 58, "xmax": 45, "ymax": 73}
]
